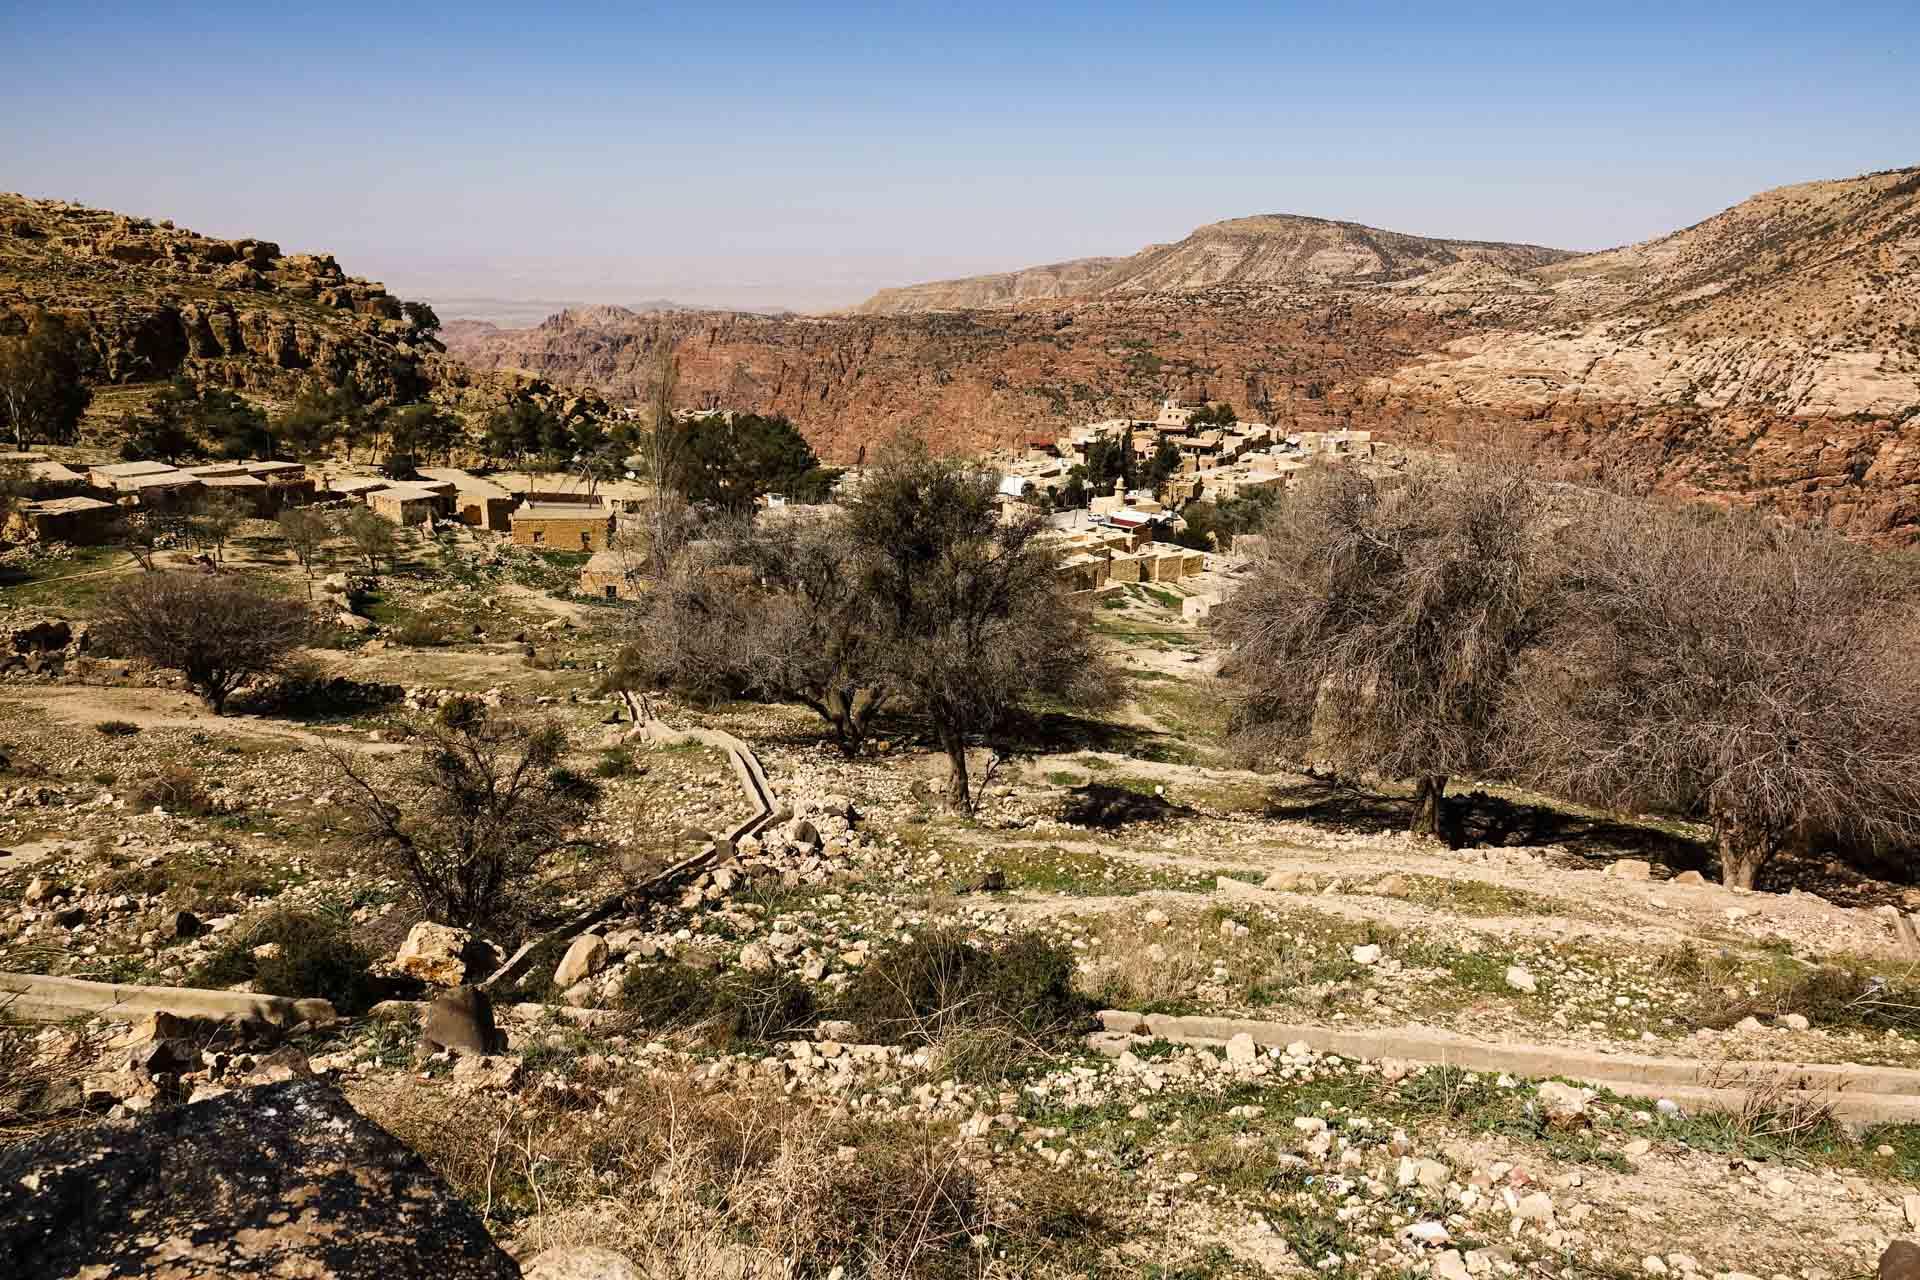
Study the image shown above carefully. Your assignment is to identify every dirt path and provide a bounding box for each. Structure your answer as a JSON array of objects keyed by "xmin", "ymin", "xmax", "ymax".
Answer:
[{"xmin": 3, "ymin": 686, "xmax": 407, "ymax": 755}]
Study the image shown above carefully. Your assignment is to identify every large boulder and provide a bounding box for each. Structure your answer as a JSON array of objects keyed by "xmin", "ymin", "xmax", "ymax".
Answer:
[
  {"xmin": 395, "ymin": 922, "xmax": 474, "ymax": 987},
  {"xmin": 0, "ymin": 1078, "xmax": 519, "ymax": 1278},
  {"xmin": 522, "ymin": 1247, "xmax": 646, "ymax": 1280},
  {"xmin": 421, "ymin": 985, "xmax": 504, "ymax": 1056},
  {"xmin": 553, "ymin": 934, "xmax": 610, "ymax": 989}
]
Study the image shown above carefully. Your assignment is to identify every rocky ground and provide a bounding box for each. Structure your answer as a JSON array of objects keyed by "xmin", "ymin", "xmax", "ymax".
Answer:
[{"xmin": 3, "ymin": 526, "xmax": 1918, "ymax": 1280}]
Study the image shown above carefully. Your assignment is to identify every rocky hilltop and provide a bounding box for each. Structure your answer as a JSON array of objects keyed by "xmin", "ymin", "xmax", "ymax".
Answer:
[
  {"xmin": 853, "ymin": 214, "xmax": 1574, "ymax": 314},
  {"xmin": 448, "ymin": 168, "xmax": 1920, "ymax": 539},
  {"xmin": 0, "ymin": 193, "xmax": 593, "ymax": 424}
]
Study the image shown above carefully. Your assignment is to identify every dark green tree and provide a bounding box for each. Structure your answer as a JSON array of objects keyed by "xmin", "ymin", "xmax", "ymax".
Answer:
[{"xmin": 0, "ymin": 310, "xmax": 91, "ymax": 451}]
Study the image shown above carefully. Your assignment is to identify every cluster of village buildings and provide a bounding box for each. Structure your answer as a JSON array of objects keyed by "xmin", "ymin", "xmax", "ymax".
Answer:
[
  {"xmin": 999, "ymin": 397, "xmax": 1377, "ymax": 596},
  {"xmin": 3, "ymin": 455, "xmax": 632, "ymax": 565},
  {"xmin": 5, "ymin": 395, "xmax": 1383, "ymax": 610}
]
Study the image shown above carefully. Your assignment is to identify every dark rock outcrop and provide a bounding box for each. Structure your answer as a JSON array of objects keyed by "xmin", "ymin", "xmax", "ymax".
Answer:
[{"xmin": 0, "ymin": 1078, "xmax": 519, "ymax": 1279}]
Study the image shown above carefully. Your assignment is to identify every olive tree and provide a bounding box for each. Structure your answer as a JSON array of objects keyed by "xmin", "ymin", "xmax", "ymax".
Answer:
[
  {"xmin": 1507, "ymin": 498, "xmax": 1920, "ymax": 888},
  {"xmin": 324, "ymin": 696, "xmax": 593, "ymax": 927},
  {"xmin": 95, "ymin": 573, "xmax": 310, "ymax": 713},
  {"xmin": 849, "ymin": 446, "xmax": 1117, "ymax": 809},
  {"xmin": 1213, "ymin": 460, "xmax": 1560, "ymax": 837}
]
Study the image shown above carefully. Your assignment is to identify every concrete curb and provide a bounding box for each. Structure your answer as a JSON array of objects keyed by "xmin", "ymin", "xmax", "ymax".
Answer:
[
  {"xmin": 1091, "ymin": 1009, "xmax": 1920, "ymax": 1125},
  {"xmin": 0, "ymin": 971, "xmax": 335, "ymax": 1027}
]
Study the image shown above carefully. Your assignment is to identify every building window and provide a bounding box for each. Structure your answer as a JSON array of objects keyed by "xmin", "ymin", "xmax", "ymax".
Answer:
[{"xmin": 532, "ymin": 530, "xmax": 544, "ymax": 544}]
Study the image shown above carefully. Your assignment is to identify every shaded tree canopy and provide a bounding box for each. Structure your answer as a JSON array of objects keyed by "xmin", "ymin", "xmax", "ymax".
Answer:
[
  {"xmin": 0, "ymin": 309, "xmax": 91, "ymax": 451},
  {"xmin": 670, "ymin": 412, "xmax": 838, "ymax": 510}
]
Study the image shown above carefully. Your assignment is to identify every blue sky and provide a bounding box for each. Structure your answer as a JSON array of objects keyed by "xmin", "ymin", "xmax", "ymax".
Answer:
[{"xmin": 3, "ymin": 1, "xmax": 1915, "ymax": 315}]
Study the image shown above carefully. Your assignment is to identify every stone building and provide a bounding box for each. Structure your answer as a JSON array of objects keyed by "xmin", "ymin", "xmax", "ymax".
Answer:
[
  {"xmin": 4, "ymin": 495, "xmax": 117, "ymax": 545},
  {"xmin": 512, "ymin": 503, "xmax": 615, "ymax": 551}
]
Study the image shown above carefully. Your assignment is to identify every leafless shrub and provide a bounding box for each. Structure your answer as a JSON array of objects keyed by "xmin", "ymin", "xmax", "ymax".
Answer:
[
  {"xmin": 1507, "ymin": 498, "xmax": 1920, "ymax": 887},
  {"xmin": 1213, "ymin": 458, "xmax": 1561, "ymax": 835},
  {"xmin": 1700, "ymin": 1063, "xmax": 1841, "ymax": 1148},
  {"xmin": 324, "ymin": 696, "xmax": 592, "ymax": 927},
  {"xmin": 94, "ymin": 572, "xmax": 310, "ymax": 713},
  {"xmin": 0, "ymin": 1024, "xmax": 110, "ymax": 1147}
]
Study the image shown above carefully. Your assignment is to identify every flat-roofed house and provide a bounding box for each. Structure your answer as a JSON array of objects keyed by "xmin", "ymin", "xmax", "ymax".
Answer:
[
  {"xmin": 366, "ymin": 483, "xmax": 442, "ymax": 526},
  {"xmin": 578, "ymin": 547, "xmax": 645, "ymax": 600},
  {"xmin": 17, "ymin": 460, "xmax": 86, "ymax": 498},
  {"xmin": 88, "ymin": 460, "xmax": 179, "ymax": 492},
  {"xmin": 4, "ymin": 495, "xmax": 117, "ymax": 545},
  {"xmin": 511, "ymin": 503, "xmax": 615, "ymax": 551},
  {"xmin": 193, "ymin": 470, "xmax": 273, "ymax": 515},
  {"xmin": 125, "ymin": 470, "xmax": 203, "ymax": 508},
  {"xmin": 417, "ymin": 468, "xmax": 515, "ymax": 531},
  {"xmin": 329, "ymin": 475, "xmax": 390, "ymax": 502}
]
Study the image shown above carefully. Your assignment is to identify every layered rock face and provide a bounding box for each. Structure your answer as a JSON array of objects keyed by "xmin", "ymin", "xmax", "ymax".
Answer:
[
  {"xmin": 0, "ymin": 193, "xmax": 440, "ymax": 400},
  {"xmin": 851, "ymin": 213, "xmax": 1574, "ymax": 315}
]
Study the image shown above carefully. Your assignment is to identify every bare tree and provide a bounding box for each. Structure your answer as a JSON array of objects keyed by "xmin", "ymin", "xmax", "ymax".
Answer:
[
  {"xmin": 277, "ymin": 506, "xmax": 334, "ymax": 589},
  {"xmin": 1213, "ymin": 460, "xmax": 1560, "ymax": 837},
  {"xmin": 188, "ymin": 490, "xmax": 249, "ymax": 565},
  {"xmin": 1506, "ymin": 498, "xmax": 1920, "ymax": 888},
  {"xmin": 324, "ymin": 696, "xmax": 592, "ymax": 926},
  {"xmin": 340, "ymin": 506, "xmax": 400, "ymax": 573},
  {"xmin": 633, "ymin": 335, "xmax": 689, "ymax": 578},
  {"xmin": 621, "ymin": 512, "xmax": 891, "ymax": 754},
  {"xmin": 95, "ymin": 573, "xmax": 310, "ymax": 713}
]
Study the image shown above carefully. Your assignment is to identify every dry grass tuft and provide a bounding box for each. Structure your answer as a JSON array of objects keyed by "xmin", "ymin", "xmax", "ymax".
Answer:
[{"xmin": 350, "ymin": 1071, "xmax": 1073, "ymax": 1278}]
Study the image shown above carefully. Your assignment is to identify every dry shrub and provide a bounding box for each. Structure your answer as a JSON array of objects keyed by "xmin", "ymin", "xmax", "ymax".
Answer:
[
  {"xmin": 354, "ymin": 1074, "xmax": 1003, "ymax": 1278},
  {"xmin": 0, "ymin": 1024, "xmax": 110, "ymax": 1147},
  {"xmin": 1701, "ymin": 1064, "xmax": 1843, "ymax": 1151},
  {"xmin": 128, "ymin": 765, "xmax": 224, "ymax": 817},
  {"xmin": 837, "ymin": 931, "xmax": 1089, "ymax": 1081}
]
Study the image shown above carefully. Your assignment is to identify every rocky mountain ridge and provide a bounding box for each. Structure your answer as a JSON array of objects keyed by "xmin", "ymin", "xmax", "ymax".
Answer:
[{"xmin": 852, "ymin": 213, "xmax": 1575, "ymax": 315}]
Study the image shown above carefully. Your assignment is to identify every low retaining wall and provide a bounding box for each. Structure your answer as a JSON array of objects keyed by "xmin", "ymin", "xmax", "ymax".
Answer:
[
  {"xmin": 0, "ymin": 971, "xmax": 335, "ymax": 1027},
  {"xmin": 1091, "ymin": 1009, "xmax": 1920, "ymax": 1125}
]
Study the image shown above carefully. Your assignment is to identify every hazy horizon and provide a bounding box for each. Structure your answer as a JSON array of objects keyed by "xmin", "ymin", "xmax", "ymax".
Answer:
[{"xmin": 6, "ymin": 1, "xmax": 1916, "ymax": 321}]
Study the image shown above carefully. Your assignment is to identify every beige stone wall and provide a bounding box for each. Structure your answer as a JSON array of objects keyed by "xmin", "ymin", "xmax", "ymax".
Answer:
[{"xmin": 513, "ymin": 516, "xmax": 613, "ymax": 550}]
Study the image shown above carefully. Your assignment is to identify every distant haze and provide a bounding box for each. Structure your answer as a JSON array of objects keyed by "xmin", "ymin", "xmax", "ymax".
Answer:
[{"xmin": 5, "ymin": 1, "xmax": 1916, "ymax": 318}]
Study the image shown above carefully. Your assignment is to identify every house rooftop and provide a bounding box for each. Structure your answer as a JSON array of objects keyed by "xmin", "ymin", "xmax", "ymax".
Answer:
[
  {"xmin": 26, "ymin": 496, "xmax": 115, "ymax": 515},
  {"xmin": 515, "ymin": 503, "xmax": 614, "ymax": 521},
  {"xmin": 92, "ymin": 460, "xmax": 179, "ymax": 478}
]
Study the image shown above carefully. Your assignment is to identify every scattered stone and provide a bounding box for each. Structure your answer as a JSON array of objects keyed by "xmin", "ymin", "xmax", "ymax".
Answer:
[
  {"xmin": 1671, "ymin": 870, "xmax": 1708, "ymax": 885},
  {"xmin": 1351, "ymin": 943, "xmax": 1383, "ymax": 965},
  {"xmin": 1778, "ymin": 1013, "xmax": 1810, "ymax": 1032},
  {"xmin": 1607, "ymin": 859, "xmax": 1652, "ymax": 880},
  {"xmin": 1535, "ymin": 1082, "xmax": 1589, "ymax": 1128},
  {"xmin": 1505, "ymin": 965, "xmax": 1537, "ymax": 994},
  {"xmin": 1882, "ymin": 1241, "xmax": 1920, "ymax": 1280},
  {"xmin": 1224, "ymin": 1033, "xmax": 1257, "ymax": 1064},
  {"xmin": 522, "ymin": 1247, "xmax": 648, "ymax": 1280}
]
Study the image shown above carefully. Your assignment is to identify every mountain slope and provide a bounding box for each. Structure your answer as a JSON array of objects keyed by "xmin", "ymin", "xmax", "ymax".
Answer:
[
  {"xmin": 1389, "ymin": 166, "xmax": 1920, "ymax": 417},
  {"xmin": 852, "ymin": 214, "xmax": 1575, "ymax": 314},
  {"xmin": 0, "ymin": 193, "xmax": 593, "ymax": 426}
]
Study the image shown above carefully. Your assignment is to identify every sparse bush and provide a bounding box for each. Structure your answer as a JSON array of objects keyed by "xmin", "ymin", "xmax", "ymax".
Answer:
[
  {"xmin": 1215, "ymin": 459, "xmax": 1560, "ymax": 837},
  {"xmin": 837, "ymin": 931, "xmax": 1088, "ymax": 1078},
  {"xmin": 0, "ymin": 1024, "xmax": 108, "ymax": 1147},
  {"xmin": 94, "ymin": 572, "xmax": 310, "ymax": 714},
  {"xmin": 325, "ymin": 696, "xmax": 591, "ymax": 927},
  {"xmin": 592, "ymin": 748, "xmax": 637, "ymax": 778},
  {"xmin": 393, "ymin": 613, "xmax": 454, "ymax": 647},
  {"xmin": 1509, "ymin": 498, "xmax": 1920, "ymax": 886},
  {"xmin": 93, "ymin": 720, "xmax": 139, "ymax": 737},
  {"xmin": 616, "ymin": 962, "xmax": 817, "ymax": 1046},
  {"xmin": 128, "ymin": 765, "xmax": 222, "ymax": 817},
  {"xmin": 188, "ymin": 908, "xmax": 379, "ymax": 1015}
]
